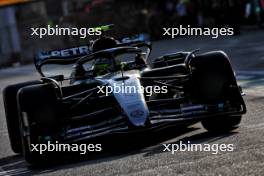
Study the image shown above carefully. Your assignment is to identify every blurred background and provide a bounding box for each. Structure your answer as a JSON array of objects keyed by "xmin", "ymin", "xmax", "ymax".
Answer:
[
  {"xmin": 0, "ymin": 0, "xmax": 264, "ymax": 67},
  {"xmin": 0, "ymin": 2, "xmax": 264, "ymax": 175}
]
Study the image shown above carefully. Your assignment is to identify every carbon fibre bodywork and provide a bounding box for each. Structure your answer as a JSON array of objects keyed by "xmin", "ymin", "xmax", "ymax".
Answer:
[{"xmin": 3, "ymin": 39, "xmax": 246, "ymax": 164}]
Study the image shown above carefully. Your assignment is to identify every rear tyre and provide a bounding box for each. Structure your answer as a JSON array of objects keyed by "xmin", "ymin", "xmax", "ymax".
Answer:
[{"xmin": 201, "ymin": 115, "xmax": 242, "ymax": 133}]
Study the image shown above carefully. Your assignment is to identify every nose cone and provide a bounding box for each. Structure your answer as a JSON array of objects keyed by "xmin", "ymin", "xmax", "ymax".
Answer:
[
  {"xmin": 108, "ymin": 73, "xmax": 149, "ymax": 127},
  {"xmin": 125, "ymin": 102, "xmax": 149, "ymax": 126}
]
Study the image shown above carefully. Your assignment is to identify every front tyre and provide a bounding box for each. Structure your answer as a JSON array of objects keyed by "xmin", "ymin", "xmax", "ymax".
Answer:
[
  {"xmin": 201, "ymin": 115, "xmax": 242, "ymax": 133},
  {"xmin": 3, "ymin": 81, "xmax": 41, "ymax": 153},
  {"xmin": 19, "ymin": 111, "xmax": 45, "ymax": 165},
  {"xmin": 18, "ymin": 84, "xmax": 59, "ymax": 165}
]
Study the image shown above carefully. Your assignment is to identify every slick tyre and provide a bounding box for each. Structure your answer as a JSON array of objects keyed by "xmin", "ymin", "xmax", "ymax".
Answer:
[
  {"xmin": 188, "ymin": 51, "xmax": 237, "ymax": 103},
  {"xmin": 3, "ymin": 81, "xmax": 41, "ymax": 153},
  {"xmin": 18, "ymin": 84, "xmax": 59, "ymax": 165},
  {"xmin": 201, "ymin": 115, "xmax": 242, "ymax": 133}
]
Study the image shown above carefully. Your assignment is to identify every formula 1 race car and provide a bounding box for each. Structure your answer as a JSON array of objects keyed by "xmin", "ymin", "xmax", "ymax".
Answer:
[{"xmin": 3, "ymin": 25, "xmax": 246, "ymax": 164}]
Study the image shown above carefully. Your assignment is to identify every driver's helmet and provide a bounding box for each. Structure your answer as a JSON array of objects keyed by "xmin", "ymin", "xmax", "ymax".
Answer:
[
  {"xmin": 91, "ymin": 36, "xmax": 118, "ymax": 52},
  {"xmin": 91, "ymin": 36, "xmax": 120, "ymax": 76}
]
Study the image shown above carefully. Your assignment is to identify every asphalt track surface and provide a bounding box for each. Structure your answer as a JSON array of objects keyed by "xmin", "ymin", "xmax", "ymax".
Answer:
[{"xmin": 0, "ymin": 30, "xmax": 264, "ymax": 176}]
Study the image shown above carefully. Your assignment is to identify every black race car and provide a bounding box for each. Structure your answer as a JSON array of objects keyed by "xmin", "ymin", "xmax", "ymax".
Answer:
[{"xmin": 3, "ymin": 25, "xmax": 246, "ymax": 164}]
